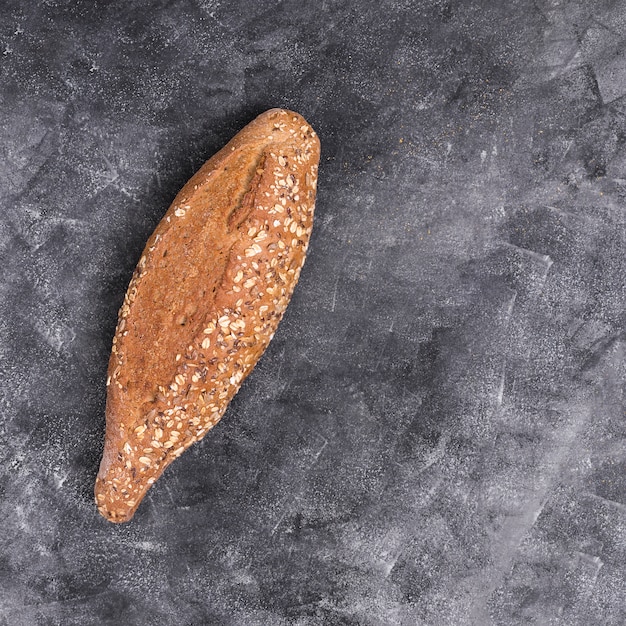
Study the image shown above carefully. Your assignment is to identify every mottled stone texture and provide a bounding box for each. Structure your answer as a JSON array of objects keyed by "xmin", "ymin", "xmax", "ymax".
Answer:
[{"xmin": 0, "ymin": 1, "xmax": 625, "ymax": 624}]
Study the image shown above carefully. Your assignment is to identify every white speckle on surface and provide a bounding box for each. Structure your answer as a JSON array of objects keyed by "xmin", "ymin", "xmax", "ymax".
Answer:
[{"xmin": 53, "ymin": 470, "xmax": 68, "ymax": 489}]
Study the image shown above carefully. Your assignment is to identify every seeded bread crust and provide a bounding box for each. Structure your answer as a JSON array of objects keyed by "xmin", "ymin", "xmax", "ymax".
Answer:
[{"xmin": 95, "ymin": 109, "xmax": 320, "ymax": 522}]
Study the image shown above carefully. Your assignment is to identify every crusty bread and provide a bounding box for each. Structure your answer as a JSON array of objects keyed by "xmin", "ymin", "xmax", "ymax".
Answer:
[{"xmin": 95, "ymin": 109, "xmax": 320, "ymax": 522}]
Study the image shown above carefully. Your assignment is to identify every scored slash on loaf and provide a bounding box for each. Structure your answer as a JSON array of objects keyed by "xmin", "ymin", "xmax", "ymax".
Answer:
[{"xmin": 95, "ymin": 109, "xmax": 321, "ymax": 522}]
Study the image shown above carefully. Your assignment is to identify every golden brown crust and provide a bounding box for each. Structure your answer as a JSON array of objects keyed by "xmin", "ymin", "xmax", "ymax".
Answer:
[{"xmin": 95, "ymin": 109, "xmax": 320, "ymax": 522}]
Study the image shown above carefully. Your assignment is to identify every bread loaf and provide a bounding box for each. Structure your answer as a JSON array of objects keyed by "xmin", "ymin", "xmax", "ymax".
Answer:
[{"xmin": 95, "ymin": 109, "xmax": 320, "ymax": 522}]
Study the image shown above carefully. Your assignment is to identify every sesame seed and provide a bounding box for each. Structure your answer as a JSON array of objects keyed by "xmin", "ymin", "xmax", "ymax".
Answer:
[
  {"xmin": 202, "ymin": 337, "xmax": 211, "ymax": 349},
  {"xmin": 174, "ymin": 208, "xmax": 186, "ymax": 217},
  {"xmin": 139, "ymin": 457, "xmax": 151, "ymax": 465}
]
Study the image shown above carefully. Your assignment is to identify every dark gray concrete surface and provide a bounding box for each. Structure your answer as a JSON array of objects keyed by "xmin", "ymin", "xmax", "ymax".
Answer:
[{"xmin": 1, "ymin": 1, "xmax": 625, "ymax": 624}]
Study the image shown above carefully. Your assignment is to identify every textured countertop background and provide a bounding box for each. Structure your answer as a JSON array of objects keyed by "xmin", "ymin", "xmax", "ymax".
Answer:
[{"xmin": 1, "ymin": 1, "xmax": 625, "ymax": 625}]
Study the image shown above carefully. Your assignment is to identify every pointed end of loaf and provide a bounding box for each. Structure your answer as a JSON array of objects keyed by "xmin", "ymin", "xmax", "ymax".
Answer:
[
  {"xmin": 94, "ymin": 431, "xmax": 148, "ymax": 523},
  {"xmin": 94, "ymin": 445, "xmax": 163, "ymax": 523},
  {"xmin": 94, "ymin": 478, "xmax": 138, "ymax": 523},
  {"xmin": 94, "ymin": 397, "xmax": 164, "ymax": 523}
]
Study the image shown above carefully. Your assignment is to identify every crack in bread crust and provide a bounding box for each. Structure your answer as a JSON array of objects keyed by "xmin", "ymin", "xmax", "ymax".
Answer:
[{"xmin": 227, "ymin": 152, "xmax": 266, "ymax": 232}]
